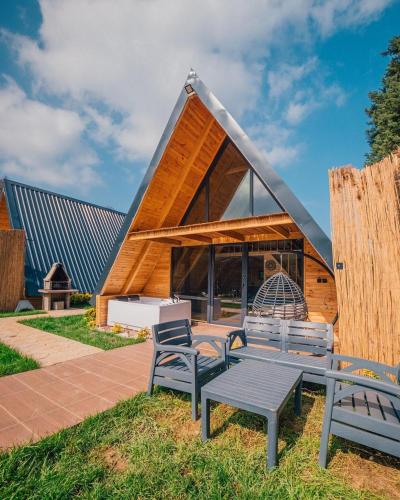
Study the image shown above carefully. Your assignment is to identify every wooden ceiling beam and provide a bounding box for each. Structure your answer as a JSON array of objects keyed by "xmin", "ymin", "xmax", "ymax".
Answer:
[
  {"xmin": 226, "ymin": 166, "xmax": 248, "ymax": 175},
  {"xmin": 246, "ymin": 225, "xmax": 275, "ymax": 234},
  {"xmin": 183, "ymin": 234, "xmax": 212, "ymax": 244},
  {"xmin": 216, "ymin": 230, "xmax": 245, "ymax": 241},
  {"xmin": 128, "ymin": 214, "xmax": 293, "ymax": 242},
  {"xmin": 268, "ymin": 225, "xmax": 290, "ymax": 238},
  {"xmin": 148, "ymin": 237, "xmax": 182, "ymax": 246}
]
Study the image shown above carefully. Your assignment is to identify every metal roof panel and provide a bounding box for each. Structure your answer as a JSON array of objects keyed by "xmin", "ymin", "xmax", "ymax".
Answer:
[{"xmin": 2, "ymin": 178, "xmax": 126, "ymax": 296}]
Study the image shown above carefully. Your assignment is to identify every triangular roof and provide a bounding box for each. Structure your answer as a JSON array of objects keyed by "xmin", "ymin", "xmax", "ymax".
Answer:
[
  {"xmin": 95, "ymin": 71, "xmax": 333, "ymax": 297},
  {"xmin": 1, "ymin": 178, "xmax": 126, "ymax": 295}
]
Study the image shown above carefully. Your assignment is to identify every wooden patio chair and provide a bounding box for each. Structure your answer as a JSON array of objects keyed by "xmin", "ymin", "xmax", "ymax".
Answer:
[
  {"xmin": 147, "ymin": 319, "xmax": 228, "ymax": 420},
  {"xmin": 319, "ymin": 354, "xmax": 400, "ymax": 467}
]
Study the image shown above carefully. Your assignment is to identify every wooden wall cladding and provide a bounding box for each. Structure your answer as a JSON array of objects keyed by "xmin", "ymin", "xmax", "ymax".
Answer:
[
  {"xmin": 142, "ymin": 246, "xmax": 171, "ymax": 298},
  {"xmin": 304, "ymin": 239, "xmax": 337, "ymax": 325},
  {"xmin": 96, "ymin": 294, "xmax": 116, "ymax": 327},
  {"xmin": 0, "ymin": 230, "xmax": 25, "ymax": 311},
  {"xmin": 330, "ymin": 152, "xmax": 400, "ymax": 366},
  {"xmin": 0, "ymin": 195, "xmax": 11, "ymax": 230},
  {"xmin": 102, "ymin": 95, "xmax": 226, "ymax": 296}
]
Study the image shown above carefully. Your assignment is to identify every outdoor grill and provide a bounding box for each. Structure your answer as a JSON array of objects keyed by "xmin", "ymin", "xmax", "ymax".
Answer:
[{"xmin": 39, "ymin": 262, "xmax": 78, "ymax": 311}]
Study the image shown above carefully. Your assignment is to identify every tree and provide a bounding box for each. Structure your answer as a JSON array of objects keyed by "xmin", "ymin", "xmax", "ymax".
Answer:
[{"xmin": 366, "ymin": 36, "xmax": 400, "ymax": 164}]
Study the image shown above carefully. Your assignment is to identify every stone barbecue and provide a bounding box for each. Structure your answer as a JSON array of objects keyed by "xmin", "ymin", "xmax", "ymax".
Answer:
[{"xmin": 38, "ymin": 262, "xmax": 78, "ymax": 311}]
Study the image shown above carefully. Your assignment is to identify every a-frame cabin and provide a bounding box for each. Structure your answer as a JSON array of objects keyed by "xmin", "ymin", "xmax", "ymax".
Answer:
[{"xmin": 95, "ymin": 71, "xmax": 337, "ymax": 328}]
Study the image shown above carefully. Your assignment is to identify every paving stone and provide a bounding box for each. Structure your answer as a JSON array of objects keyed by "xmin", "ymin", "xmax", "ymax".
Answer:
[
  {"xmin": 0, "ymin": 309, "xmax": 102, "ymax": 367},
  {"xmin": 65, "ymin": 396, "xmax": 114, "ymax": 419},
  {"xmin": 0, "ymin": 423, "xmax": 35, "ymax": 449},
  {"xmin": 24, "ymin": 408, "xmax": 81, "ymax": 437},
  {"xmin": 0, "ymin": 323, "xmax": 232, "ymax": 449},
  {"xmin": 0, "ymin": 406, "xmax": 19, "ymax": 430}
]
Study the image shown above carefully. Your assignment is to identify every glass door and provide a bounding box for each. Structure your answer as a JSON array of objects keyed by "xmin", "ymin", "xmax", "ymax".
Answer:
[
  {"xmin": 171, "ymin": 246, "xmax": 209, "ymax": 321},
  {"xmin": 247, "ymin": 255, "xmax": 265, "ymax": 314},
  {"xmin": 212, "ymin": 244, "xmax": 243, "ymax": 325},
  {"xmin": 246, "ymin": 243, "xmax": 304, "ymax": 315}
]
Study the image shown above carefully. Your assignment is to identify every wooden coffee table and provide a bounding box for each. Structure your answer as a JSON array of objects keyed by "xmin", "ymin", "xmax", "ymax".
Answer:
[{"xmin": 201, "ymin": 360, "xmax": 302, "ymax": 468}]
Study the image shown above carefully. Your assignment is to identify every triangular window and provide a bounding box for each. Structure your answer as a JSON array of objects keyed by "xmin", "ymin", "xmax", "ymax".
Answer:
[
  {"xmin": 209, "ymin": 142, "xmax": 251, "ymax": 221},
  {"xmin": 181, "ymin": 139, "xmax": 283, "ymax": 225},
  {"xmin": 253, "ymin": 173, "xmax": 282, "ymax": 215}
]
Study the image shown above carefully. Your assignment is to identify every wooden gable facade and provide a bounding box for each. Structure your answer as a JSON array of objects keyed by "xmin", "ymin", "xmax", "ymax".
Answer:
[{"xmin": 95, "ymin": 73, "xmax": 337, "ymax": 327}]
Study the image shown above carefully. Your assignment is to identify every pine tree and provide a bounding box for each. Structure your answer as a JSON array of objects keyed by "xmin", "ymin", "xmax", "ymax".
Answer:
[{"xmin": 366, "ymin": 36, "xmax": 400, "ymax": 164}]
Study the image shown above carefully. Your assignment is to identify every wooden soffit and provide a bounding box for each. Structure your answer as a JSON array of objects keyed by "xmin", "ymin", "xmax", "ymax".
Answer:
[{"xmin": 128, "ymin": 213, "xmax": 299, "ymax": 246}]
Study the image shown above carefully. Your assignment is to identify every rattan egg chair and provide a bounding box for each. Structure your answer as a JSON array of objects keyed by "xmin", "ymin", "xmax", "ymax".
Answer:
[{"xmin": 252, "ymin": 271, "xmax": 308, "ymax": 320}]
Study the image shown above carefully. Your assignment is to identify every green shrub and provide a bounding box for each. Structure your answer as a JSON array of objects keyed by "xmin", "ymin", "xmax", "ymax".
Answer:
[
  {"xmin": 70, "ymin": 292, "xmax": 92, "ymax": 306},
  {"xmin": 84, "ymin": 307, "xmax": 96, "ymax": 329},
  {"xmin": 111, "ymin": 323, "xmax": 124, "ymax": 334},
  {"xmin": 136, "ymin": 326, "xmax": 150, "ymax": 340}
]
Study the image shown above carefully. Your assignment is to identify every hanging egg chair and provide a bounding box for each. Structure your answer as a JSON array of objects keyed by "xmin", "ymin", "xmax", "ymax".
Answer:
[{"xmin": 252, "ymin": 272, "xmax": 308, "ymax": 320}]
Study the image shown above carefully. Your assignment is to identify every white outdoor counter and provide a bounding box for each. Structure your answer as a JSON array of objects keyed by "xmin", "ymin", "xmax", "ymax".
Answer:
[{"xmin": 107, "ymin": 297, "xmax": 191, "ymax": 329}]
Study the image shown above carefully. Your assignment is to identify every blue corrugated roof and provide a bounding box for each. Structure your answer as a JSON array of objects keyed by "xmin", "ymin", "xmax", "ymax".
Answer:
[{"xmin": 2, "ymin": 178, "xmax": 126, "ymax": 296}]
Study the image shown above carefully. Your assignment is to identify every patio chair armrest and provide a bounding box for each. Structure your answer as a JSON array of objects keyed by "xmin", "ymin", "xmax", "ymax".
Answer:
[
  {"xmin": 330, "ymin": 354, "xmax": 398, "ymax": 382},
  {"xmin": 227, "ymin": 329, "xmax": 246, "ymax": 349},
  {"xmin": 326, "ymin": 370, "xmax": 400, "ymax": 397},
  {"xmin": 191, "ymin": 335, "xmax": 228, "ymax": 344},
  {"xmin": 191, "ymin": 335, "xmax": 227, "ymax": 360},
  {"xmin": 155, "ymin": 343, "xmax": 199, "ymax": 356}
]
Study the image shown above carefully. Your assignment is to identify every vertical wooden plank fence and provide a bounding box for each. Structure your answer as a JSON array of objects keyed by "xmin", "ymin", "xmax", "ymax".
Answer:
[
  {"xmin": 329, "ymin": 152, "xmax": 400, "ymax": 366},
  {"xmin": 0, "ymin": 230, "xmax": 25, "ymax": 311}
]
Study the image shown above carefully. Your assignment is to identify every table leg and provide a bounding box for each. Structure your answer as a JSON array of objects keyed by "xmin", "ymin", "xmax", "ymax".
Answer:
[
  {"xmin": 267, "ymin": 413, "xmax": 278, "ymax": 468},
  {"xmin": 295, "ymin": 379, "xmax": 302, "ymax": 416},
  {"xmin": 201, "ymin": 395, "xmax": 210, "ymax": 442}
]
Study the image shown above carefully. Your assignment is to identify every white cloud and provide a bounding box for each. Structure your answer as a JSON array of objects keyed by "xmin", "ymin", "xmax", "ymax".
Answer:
[
  {"xmin": 1, "ymin": 0, "xmax": 391, "ymax": 181},
  {"xmin": 286, "ymin": 101, "xmax": 316, "ymax": 125},
  {"xmin": 267, "ymin": 58, "xmax": 318, "ymax": 99},
  {"xmin": 311, "ymin": 0, "xmax": 391, "ymax": 36},
  {"xmin": 264, "ymin": 145, "xmax": 300, "ymax": 166},
  {"xmin": 0, "ymin": 78, "xmax": 98, "ymax": 189},
  {"xmin": 247, "ymin": 122, "xmax": 301, "ymax": 167},
  {"xmin": 285, "ymin": 83, "xmax": 347, "ymax": 125}
]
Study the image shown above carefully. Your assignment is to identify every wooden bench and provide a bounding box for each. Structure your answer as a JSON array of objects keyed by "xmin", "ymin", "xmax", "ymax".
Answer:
[
  {"xmin": 228, "ymin": 316, "xmax": 333, "ymax": 385},
  {"xmin": 319, "ymin": 354, "xmax": 400, "ymax": 466}
]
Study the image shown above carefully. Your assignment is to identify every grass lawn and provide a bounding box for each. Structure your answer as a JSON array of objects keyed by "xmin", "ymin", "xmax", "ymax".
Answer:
[
  {"xmin": 0, "ymin": 342, "xmax": 39, "ymax": 377},
  {"xmin": 0, "ymin": 389, "xmax": 398, "ymax": 499},
  {"xmin": 20, "ymin": 314, "xmax": 144, "ymax": 350},
  {"xmin": 0, "ymin": 310, "xmax": 46, "ymax": 319}
]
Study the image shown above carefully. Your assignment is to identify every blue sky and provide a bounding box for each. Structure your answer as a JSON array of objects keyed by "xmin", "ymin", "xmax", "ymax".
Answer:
[{"xmin": 0, "ymin": 1, "xmax": 399, "ymax": 234}]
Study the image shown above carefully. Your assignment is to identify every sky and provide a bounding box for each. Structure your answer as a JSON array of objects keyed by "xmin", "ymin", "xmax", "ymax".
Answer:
[{"xmin": 0, "ymin": 0, "xmax": 399, "ymax": 235}]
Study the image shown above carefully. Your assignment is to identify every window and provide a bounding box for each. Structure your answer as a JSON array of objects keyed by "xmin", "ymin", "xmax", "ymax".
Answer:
[
  {"xmin": 253, "ymin": 173, "xmax": 282, "ymax": 215},
  {"xmin": 209, "ymin": 142, "xmax": 251, "ymax": 221},
  {"xmin": 171, "ymin": 246, "xmax": 209, "ymax": 321},
  {"xmin": 247, "ymin": 239, "xmax": 304, "ymax": 314},
  {"xmin": 182, "ymin": 185, "xmax": 206, "ymax": 225},
  {"xmin": 181, "ymin": 139, "xmax": 284, "ymax": 225},
  {"xmin": 213, "ymin": 244, "xmax": 243, "ymax": 324}
]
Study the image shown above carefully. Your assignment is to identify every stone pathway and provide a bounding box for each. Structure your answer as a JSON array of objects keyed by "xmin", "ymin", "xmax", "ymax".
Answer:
[
  {"xmin": 0, "ymin": 309, "xmax": 101, "ymax": 366},
  {"xmin": 0, "ymin": 322, "xmax": 233, "ymax": 449}
]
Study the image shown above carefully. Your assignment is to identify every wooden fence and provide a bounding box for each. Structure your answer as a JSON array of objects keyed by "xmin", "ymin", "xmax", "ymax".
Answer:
[
  {"xmin": 329, "ymin": 152, "xmax": 400, "ymax": 366},
  {"xmin": 0, "ymin": 230, "xmax": 25, "ymax": 311}
]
